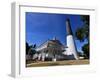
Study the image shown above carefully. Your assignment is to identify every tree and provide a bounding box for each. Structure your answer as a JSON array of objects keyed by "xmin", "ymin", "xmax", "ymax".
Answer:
[
  {"xmin": 75, "ymin": 15, "xmax": 89, "ymax": 59},
  {"xmin": 81, "ymin": 15, "xmax": 89, "ymax": 26},
  {"xmin": 75, "ymin": 15, "xmax": 89, "ymax": 42},
  {"xmin": 82, "ymin": 43, "xmax": 89, "ymax": 59},
  {"xmin": 26, "ymin": 42, "xmax": 30, "ymax": 55},
  {"xmin": 81, "ymin": 15, "xmax": 89, "ymax": 41},
  {"xmin": 28, "ymin": 44, "xmax": 37, "ymax": 59},
  {"xmin": 77, "ymin": 51, "xmax": 83, "ymax": 57},
  {"xmin": 75, "ymin": 27, "xmax": 85, "ymax": 42}
]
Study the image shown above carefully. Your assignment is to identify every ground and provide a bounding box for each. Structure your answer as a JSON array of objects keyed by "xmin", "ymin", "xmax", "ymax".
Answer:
[{"xmin": 26, "ymin": 59, "xmax": 89, "ymax": 67}]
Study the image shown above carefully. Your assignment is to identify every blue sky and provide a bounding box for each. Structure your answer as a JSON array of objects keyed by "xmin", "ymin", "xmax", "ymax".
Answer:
[{"xmin": 26, "ymin": 12, "xmax": 88, "ymax": 53}]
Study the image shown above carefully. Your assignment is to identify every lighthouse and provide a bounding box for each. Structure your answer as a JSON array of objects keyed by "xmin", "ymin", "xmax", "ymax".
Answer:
[{"xmin": 66, "ymin": 19, "xmax": 79, "ymax": 60}]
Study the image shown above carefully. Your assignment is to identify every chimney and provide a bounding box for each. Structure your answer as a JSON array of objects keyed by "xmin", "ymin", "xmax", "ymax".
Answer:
[
  {"xmin": 66, "ymin": 19, "xmax": 73, "ymax": 35},
  {"xmin": 66, "ymin": 18, "xmax": 79, "ymax": 60}
]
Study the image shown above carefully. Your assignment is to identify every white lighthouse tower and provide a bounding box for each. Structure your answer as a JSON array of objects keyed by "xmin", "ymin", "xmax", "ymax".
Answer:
[{"xmin": 66, "ymin": 19, "xmax": 79, "ymax": 60}]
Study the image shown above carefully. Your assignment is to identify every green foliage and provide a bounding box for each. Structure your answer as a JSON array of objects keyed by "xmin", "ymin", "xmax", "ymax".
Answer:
[
  {"xmin": 75, "ymin": 15, "xmax": 89, "ymax": 59},
  {"xmin": 75, "ymin": 27, "xmax": 85, "ymax": 42},
  {"xmin": 29, "ymin": 44, "xmax": 37, "ymax": 55},
  {"xmin": 75, "ymin": 15, "xmax": 89, "ymax": 42},
  {"xmin": 26, "ymin": 42, "xmax": 37, "ymax": 58},
  {"xmin": 26, "ymin": 42, "xmax": 30, "ymax": 54},
  {"xmin": 82, "ymin": 43, "xmax": 89, "ymax": 59},
  {"xmin": 75, "ymin": 25, "xmax": 89, "ymax": 42},
  {"xmin": 77, "ymin": 51, "xmax": 83, "ymax": 56},
  {"xmin": 81, "ymin": 15, "xmax": 89, "ymax": 26}
]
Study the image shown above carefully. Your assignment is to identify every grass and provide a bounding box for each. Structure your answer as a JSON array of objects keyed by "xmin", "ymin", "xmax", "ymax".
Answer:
[{"xmin": 26, "ymin": 59, "xmax": 89, "ymax": 67}]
